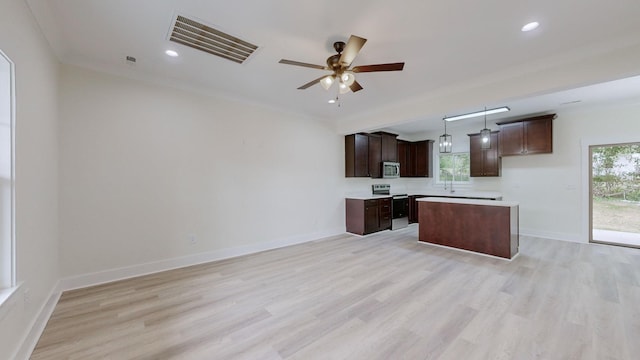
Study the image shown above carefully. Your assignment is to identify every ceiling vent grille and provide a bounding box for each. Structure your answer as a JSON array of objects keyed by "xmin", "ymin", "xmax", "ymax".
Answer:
[{"xmin": 169, "ymin": 15, "xmax": 258, "ymax": 64}]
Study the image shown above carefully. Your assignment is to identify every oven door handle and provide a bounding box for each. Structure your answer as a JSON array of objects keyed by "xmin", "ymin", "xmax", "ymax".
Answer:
[{"xmin": 393, "ymin": 196, "xmax": 408, "ymax": 200}]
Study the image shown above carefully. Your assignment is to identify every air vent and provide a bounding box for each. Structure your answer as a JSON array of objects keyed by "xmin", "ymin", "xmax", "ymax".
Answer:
[{"xmin": 169, "ymin": 15, "xmax": 258, "ymax": 64}]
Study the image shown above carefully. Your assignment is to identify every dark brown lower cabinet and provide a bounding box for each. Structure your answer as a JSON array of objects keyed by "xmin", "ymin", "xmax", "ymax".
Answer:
[
  {"xmin": 408, "ymin": 195, "xmax": 427, "ymax": 223},
  {"xmin": 346, "ymin": 198, "xmax": 391, "ymax": 235},
  {"xmin": 378, "ymin": 198, "xmax": 392, "ymax": 230}
]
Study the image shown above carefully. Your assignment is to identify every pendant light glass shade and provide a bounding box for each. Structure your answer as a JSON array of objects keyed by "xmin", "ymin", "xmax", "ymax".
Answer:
[
  {"xmin": 480, "ymin": 128, "xmax": 491, "ymax": 149},
  {"xmin": 480, "ymin": 107, "xmax": 491, "ymax": 149},
  {"xmin": 439, "ymin": 119, "xmax": 452, "ymax": 153}
]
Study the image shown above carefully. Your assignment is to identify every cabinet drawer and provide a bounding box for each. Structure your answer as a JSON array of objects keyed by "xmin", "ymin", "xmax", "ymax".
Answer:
[
  {"xmin": 364, "ymin": 199, "xmax": 378, "ymax": 207},
  {"xmin": 379, "ymin": 198, "xmax": 391, "ymax": 214}
]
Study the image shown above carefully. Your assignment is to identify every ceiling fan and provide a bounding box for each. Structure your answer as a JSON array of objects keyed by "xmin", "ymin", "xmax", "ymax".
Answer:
[{"xmin": 278, "ymin": 35, "xmax": 404, "ymax": 94}]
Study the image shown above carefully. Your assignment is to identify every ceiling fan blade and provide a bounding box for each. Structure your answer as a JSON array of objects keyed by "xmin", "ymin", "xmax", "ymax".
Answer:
[
  {"xmin": 297, "ymin": 75, "xmax": 328, "ymax": 90},
  {"xmin": 352, "ymin": 62, "xmax": 405, "ymax": 73},
  {"xmin": 339, "ymin": 35, "xmax": 367, "ymax": 67},
  {"xmin": 350, "ymin": 81, "xmax": 363, "ymax": 93},
  {"xmin": 279, "ymin": 59, "xmax": 328, "ymax": 70}
]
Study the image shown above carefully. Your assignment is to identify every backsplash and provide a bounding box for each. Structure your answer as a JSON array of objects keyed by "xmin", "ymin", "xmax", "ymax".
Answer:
[{"xmin": 344, "ymin": 176, "xmax": 502, "ymax": 196}]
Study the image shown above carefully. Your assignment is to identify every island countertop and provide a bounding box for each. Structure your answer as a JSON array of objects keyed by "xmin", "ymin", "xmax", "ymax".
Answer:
[{"xmin": 417, "ymin": 197, "xmax": 518, "ymax": 207}]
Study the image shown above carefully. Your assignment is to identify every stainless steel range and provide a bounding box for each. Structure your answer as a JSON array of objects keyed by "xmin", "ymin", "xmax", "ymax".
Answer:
[{"xmin": 372, "ymin": 184, "xmax": 409, "ymax": 230}]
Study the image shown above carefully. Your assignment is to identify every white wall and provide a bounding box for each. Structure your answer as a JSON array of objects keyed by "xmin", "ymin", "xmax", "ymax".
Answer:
[
  {"xmin": 0, "ymin": 0, "xmax": 60, "ymax": 358},
  {"xmin": 507, "ymin": 102, "xmax": 640, "ymax": 242},
  {"xmin": 58, "ymin": 65, "xmax": 345, "ymax": 280}
]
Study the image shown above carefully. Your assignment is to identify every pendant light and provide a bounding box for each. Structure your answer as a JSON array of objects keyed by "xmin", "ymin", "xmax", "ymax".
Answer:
[
  {"xmin": 439, "ymin": 119, "xmax": 452, "ymax": 153},
  {"xmin": 480, "ymin": 107, "xmax": 491, "ymax": 149}
]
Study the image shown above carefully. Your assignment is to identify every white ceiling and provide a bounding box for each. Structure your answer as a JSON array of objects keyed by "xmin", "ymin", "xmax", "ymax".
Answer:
[{"xmin": 26, "ymin": 0, "xmax": 640, "ymax": 135}]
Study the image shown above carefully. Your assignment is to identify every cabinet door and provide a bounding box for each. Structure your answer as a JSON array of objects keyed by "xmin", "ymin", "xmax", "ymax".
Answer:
[
  {"xmin": 498, "ymin": 122, "xmax": 524, "ymax": 156},
  {"xmin": 497, "ymin": 115, "xmax": 554, "ymax": 156},
  {"xmin": 469, "ymin": 132, "xmax": 500, "ymax": 177},
  {"xmin": 380, "ymin": 133, "xmax": 398, "ymax": 162},
  {"xmin": 397, "ymin": 140, "xmax": 410, "ymax": 177},
  {"xmin": 368, "ymin": 134, "xmax": 382, "ymax": 178},
  {"xmin": 364, "ymin": 200, "xmax": 379, "ymax": 234},
  {"xmin": 345, "ymin": 134, "xmax": 369, "ymax": 177},
  {"xmin": 524, "ymin": 118, "xmax": 552, "ymax": 154},
  {"xmin": 483, "ymin": 132, "xmax": 501, "ymax": 176},
  {"xmin": 469, "ymin": 134, "xmax": 484, "ymax": 177},
  {"xmin": 413, "ymin": 140, "xmax": 434, "ymax": 177}
]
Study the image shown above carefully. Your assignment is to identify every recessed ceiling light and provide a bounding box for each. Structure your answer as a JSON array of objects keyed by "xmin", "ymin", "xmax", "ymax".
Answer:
[
  {"xmin": 328, "ymin": 99, "xmax": 336, "ymax": 104},
  {"xmin": 521, "ymin": 21, "xmax": 539, "ymax": 32},
  {"xmin": 165, "ymin": 50, "xmax": 179, "ymax": 57}
]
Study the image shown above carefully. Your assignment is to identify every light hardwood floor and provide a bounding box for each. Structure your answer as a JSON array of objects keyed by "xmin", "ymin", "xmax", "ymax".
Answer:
[{"xmin": 31, "ymin": 226, "xmax": 640, "ymax": 359}]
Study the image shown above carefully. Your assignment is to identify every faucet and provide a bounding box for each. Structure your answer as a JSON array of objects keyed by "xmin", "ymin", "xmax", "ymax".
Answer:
[{"xmin": 443, "ymin": 169, "xmax": 455, "ymax": 193}]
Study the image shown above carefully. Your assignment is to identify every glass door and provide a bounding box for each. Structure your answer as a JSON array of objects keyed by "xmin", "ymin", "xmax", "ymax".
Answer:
[{"xmin": 590, "ymin": 143, "xmax": 640, "ymax": 247}]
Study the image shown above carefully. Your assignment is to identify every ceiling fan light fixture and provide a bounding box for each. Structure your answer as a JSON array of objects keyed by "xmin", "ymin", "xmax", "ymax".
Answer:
[
  {"xmin": 320, "ymin": 75, "xmax": 334, "ymax": 90},
  {"xmin": 278, "ymin": 34, "xmax": 404, "ymax": 96},
  {"xmin": 341, "ymin": 71, "xmax": 355, "ymax": 86}
]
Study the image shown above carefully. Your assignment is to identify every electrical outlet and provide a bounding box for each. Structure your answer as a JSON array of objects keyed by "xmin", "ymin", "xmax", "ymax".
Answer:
[{"xmin": 188, "ymin": 234, "xmax": 197, "ymax": 245}]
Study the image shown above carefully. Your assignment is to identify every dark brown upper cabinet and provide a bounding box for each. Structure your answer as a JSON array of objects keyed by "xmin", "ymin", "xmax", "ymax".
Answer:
[
  {"xmin": 397, "ymin": 140, "xmax": 412, "ymax": 177},
  {"xmin": 372, "ymin": 131, "xmax": 398, "ymax": 162},
  {"xmin": 468, "ymin": 131, "xmax": 501, "ymax": 177},
  {"xmin": 345, "ymin": 132, "xmax": 398, "ymax": 178},
  {"xmin": 496, "ymin": 114, "xmax": 554, "ymax": 156},
  {"xmin": 368, "ymin": 134, "xmax": 382, "ymax": 178},
  {"xmin": 396, "ymin": 139, "xmax": 434, "ymax": 177},
  {"xmin": 413, "ymin": 140, "xmax": 434, "ymax": 177},
  {"xmin": 345, "ymin": 133, "xmax": 370, "ymax": 177}
]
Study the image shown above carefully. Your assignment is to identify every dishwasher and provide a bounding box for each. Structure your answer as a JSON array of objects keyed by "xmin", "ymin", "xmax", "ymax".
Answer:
[{"xmin": 391, "ymin": 194, "xmax": 409, "ymax": 230}]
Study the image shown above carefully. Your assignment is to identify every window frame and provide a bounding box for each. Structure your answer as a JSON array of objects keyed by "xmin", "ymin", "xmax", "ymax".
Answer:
[
  {"xmin": 435, "ymin": 151, "xmax": 471, "ymax": 185},
  {"xmin": 0, "ymin": 48, "xmax": 16, "ymax": 298}
]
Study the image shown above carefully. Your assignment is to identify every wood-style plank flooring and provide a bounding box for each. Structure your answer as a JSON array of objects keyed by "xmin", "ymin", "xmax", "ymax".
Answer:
[{"xmin": 31, "ymin": 226, "xmax": 640, "ymax": 359}]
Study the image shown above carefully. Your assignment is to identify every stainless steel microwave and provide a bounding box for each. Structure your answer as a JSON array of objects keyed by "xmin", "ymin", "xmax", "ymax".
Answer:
[{"xmin": 382, "ymin": 162, "xmax": 400, "ymax": 178}]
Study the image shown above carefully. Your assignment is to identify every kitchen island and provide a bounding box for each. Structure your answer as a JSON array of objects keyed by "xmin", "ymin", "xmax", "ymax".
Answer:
[{"xmin": 417, "ymin": 197, "xmax": 519, "ymax": 259}]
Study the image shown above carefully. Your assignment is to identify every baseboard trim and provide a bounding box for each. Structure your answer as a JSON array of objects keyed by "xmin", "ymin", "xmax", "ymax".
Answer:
[
  {"xmin": 13, "ymin": 281, "xmax": 61, "ymax": 360},
  {"xmin": 520, "ymin": 228, "xmax": 585, "ymax": 243},
  {"xmin": 58, "ymin": 228, "xmax": 345, "ymax": 292}
]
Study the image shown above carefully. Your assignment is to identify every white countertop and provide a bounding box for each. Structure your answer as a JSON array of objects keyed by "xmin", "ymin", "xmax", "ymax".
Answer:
[
  {"xmin": 417, "ymin": 197, "xmax": 518, "ymax": 207},
  {"xmin": 345, "ymin": 194, "xmax": 392, "ymax": 200},
  {"xmin": 346, "ymin": 190, "xmax": 502, "ymax": 200},
  {"xmin": 407, "ymin": 190, "xmax": 502, "ymax": 199}
]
